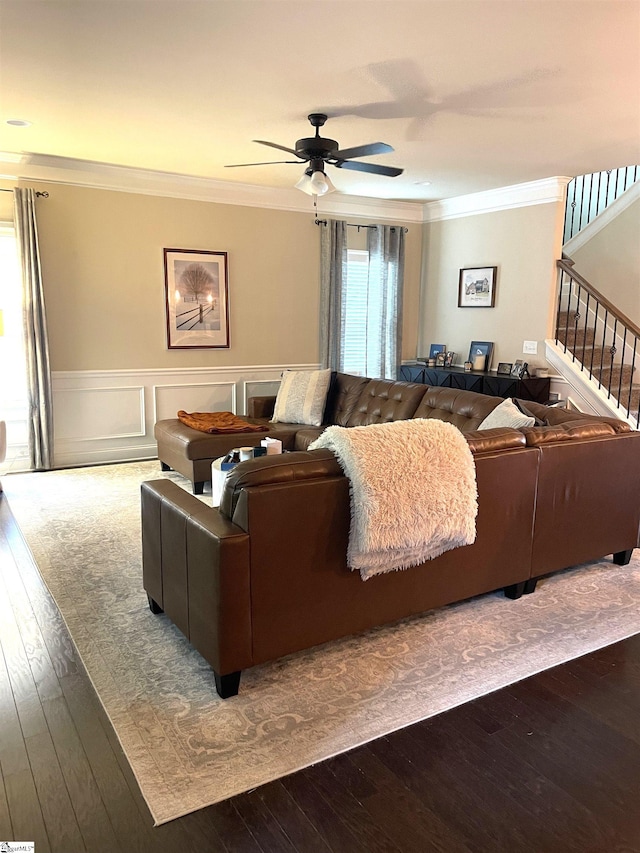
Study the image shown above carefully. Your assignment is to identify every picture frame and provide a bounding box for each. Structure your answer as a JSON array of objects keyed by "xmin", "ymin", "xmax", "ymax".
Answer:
[
  {"xmin": 429, "ymin": 343, "xmax": 446, "ymax": 358},
  {"xmin": 468, "ymin": 341, "xmax": 494, "ymax": 371},
  {"xmin": 497, "ymin": 362, "xmax": 513, "ymax": 375},
  {"xmin": 458, "ymin": 266, "xmax": 497, "ymax": 308},
  {"xmin": 164, "ymin": 248, "xmax": 229, "ymax": 349},
  {"xmin": 435, "ymin": 351, "xmax": 447, "ymax": 367},
  {"xmin": 510, "ymin": 360, "xmax": 529, "ymax": 378},
  {"xmin": 445, "ymin": 351, "xmax": 456, "ymax": 367}
]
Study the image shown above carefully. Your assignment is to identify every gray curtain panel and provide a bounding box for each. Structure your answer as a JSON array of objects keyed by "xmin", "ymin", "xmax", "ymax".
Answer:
[
  {"xmin": 14, "ymin": 187, "xmax": 54, "ymax": 470},
  {"xmin": 319, "ymin": 218, "xmax": 347, "ymax": 370},
  {"xmin": 366, "ymin": 224, "xmax": 405, "ymax": 379}
]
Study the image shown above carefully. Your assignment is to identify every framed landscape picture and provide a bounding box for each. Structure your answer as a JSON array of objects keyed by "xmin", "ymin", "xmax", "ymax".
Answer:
[
  {"xmin": 458, "ymin": 266, "xmax": 497, "ymax": 308},
  {"xmin": 164, "ymin": 248, "xmax": 229, "ymax": 349}
]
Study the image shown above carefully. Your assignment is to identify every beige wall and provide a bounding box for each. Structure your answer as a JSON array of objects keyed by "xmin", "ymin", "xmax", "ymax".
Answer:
[
  {"xmin": 0, "ymin": 179, "xmax": 14, "ymax": 219},
  {"xmin": 23, "ymin": 181, "xmax": 421, "ymax": 372},
  {"xmin": 569, "ymin": 196, "xmax": 640, "ymax": 325},
  {"xmin": 418, "ymin": 202, "xmax": 564, "ymax": 371}
]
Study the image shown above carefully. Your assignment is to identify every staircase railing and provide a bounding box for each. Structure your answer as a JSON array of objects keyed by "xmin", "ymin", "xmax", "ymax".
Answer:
[
  {"xmin": 555, "ymin": 258, "xmax": 640, "ymax": 424},
  {"xmin": 563, "ymin": 166, "xmax": 639, "ymax": 243}
]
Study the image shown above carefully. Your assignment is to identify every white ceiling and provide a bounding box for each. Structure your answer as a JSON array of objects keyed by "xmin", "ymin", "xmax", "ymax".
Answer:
[{"xmin": 1, "ymin": 0, "xmax": 639, "ymax": 204}]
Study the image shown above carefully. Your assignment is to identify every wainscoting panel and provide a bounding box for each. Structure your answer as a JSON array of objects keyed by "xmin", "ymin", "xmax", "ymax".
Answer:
[
  {"xmin": 242, "ymin": 380, "xmax": 282, "ymax": 412},
  {"xmin": 55, "ymin": 386, "xmax": 146, "ymax": 441},
  {"xmin": 154, "ymin": 382, "xmax": 236, "ymax": 422},
  {"xmin": 51, "ymin": 364, "xmax": 314, "ymax": 468}
]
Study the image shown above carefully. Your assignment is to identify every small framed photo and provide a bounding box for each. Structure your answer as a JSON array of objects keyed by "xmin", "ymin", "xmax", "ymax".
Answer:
[
  {"xmin": 445, "ymin": 351, "xmax": 456, "ymax": 367},
  {"xmin": 497, "ymin": 362, "xmax": 513, "ymax": 375},
  {"xmin": 468, "ymin": 341, "xmax": 494, "ymax": 371},
  {"xmin": 458, "ymin": 266, "xmax": 497, "ymax": 308},
  {"xmin": 429, "ymin": 343, "xmax": 446, "ymax": 358},
  {"xmin": 511, "ymin": 360, "xmax": 524, "ymax": 377},
  {"xmin": 164, "ymin": 248, "xmax": 230, "ymax": 349},
  {"xmin": 436, "ymin": 351, "xmax": 447, "ymax": 366}
]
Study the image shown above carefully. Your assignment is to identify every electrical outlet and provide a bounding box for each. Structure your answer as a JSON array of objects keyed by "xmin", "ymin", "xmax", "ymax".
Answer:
[{"xmin": 523, "ymin": 340, "xmax": 538, "ymax": 354}]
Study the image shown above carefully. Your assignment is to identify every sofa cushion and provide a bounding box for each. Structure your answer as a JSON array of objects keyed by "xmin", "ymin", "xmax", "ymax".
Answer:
[
  {"xmin": 323, "ymin": 373, "xmax": 371, "ymax": 425},
  {"xmin": 478, "ymin": 398, "xmax": 536, "ymax": 430},
  {"xmin": 413, "ymin": 387, "xmax": 501, "ymax": 432},
  {"xmin": 271, "ymin": 369, "xmax": 332, "ymax": 427},
  {"xmin": 346, "ymin": 379, "xmax": 426, "ymax": 427},
  {"xmin": 294, "ymin": 427, "xmax": 325, "ymax": 450}
]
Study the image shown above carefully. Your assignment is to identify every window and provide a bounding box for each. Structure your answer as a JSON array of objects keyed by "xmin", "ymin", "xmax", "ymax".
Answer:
[
  {"xmin": 320, "ymin": 221, "xmax": 404, "ymax": 380},
  {"xmin": 341, "ymin": 250, "xmax": 370, "ymax": 375},
  {"xmin": 0, "ymin": 227, "xmax": 29, "ymax": 471},
  {"xmin": 341, "ymin": 247, "xmax": 401, "ymax": 378}
]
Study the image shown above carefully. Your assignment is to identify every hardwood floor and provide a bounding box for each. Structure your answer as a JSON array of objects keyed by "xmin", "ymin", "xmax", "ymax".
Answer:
[{"xmin": 1, "ymin": 490, "xmax": 639, "ymax": 852}]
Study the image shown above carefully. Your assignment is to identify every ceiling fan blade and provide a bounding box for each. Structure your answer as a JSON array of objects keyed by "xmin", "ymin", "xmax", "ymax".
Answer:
[
  {"xmin": 333, "ymin": 142, "xmax": 394, "ymax": 159},
  {"xmin": 225, "ymin": 160, "xmax": 302, "ymax": 167},
  {"xmin": 253, "ymin": 139, "xmax": 303, "ymax": 157},
  {"xmin": 336, "ymin": 160, "xmax": 404, "ymax": 178}
]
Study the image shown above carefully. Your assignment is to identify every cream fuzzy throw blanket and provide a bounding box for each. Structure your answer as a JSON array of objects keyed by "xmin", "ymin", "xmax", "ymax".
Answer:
[{"xmin": 308, "ymin": 419, "xmax": 478, "ymax": 580}]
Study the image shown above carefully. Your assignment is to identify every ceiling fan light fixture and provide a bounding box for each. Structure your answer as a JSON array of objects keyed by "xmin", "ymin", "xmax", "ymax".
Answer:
[
  {"xmin": 296, "ymin": 169, "xmax": 336, "ymax": 197},
  {"xmin": 294, "ymin": 173, "xmax": 315, "ymax": 196},
  {"xmin": 309, "ymin": 169, "xmax": 330, "ymax": 195}
]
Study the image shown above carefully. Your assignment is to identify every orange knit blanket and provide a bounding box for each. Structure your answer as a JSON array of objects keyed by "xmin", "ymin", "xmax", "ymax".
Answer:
[{"xmin": 177, "ymin": 410, "xmax": 269, "ymax": 435}]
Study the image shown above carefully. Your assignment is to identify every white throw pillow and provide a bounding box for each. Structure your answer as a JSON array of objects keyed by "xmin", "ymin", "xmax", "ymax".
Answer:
[
  {"xmin": 478, "ymin": 397, "xmax": 536, "ymax": 430},
  {"xmin": 271, "ymin": 369, "xmax": 332, "ymax": 426}
]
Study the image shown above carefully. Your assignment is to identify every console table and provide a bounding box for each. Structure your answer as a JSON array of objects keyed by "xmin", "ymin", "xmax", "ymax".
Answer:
[{"xmin": 399, "ymin": 363, "xmax": 551, "ymax": 403}]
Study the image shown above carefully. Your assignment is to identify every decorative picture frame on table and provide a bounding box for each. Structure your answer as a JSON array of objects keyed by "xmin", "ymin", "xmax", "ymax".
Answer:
[
  {"xmin": 458, "ymin": 266, "xmax": 497, "ymax": 308},
  {"xmin": 511, "ymin": 359, "xmax": 525, "ymax": 377},
  {"xmin": 164, "ymin": 248, "xmax": 229, "ymax": 349},
  {"xmin": 435, "ymin": 351, "xmax": 447, "ymax": 367},
  {"xmin": 468, "ymin": 341, "xmax": 494, "ymax": 371},
  {"xmin": 429, "ymin": 343, "xmax": 446, "ymax": 358},
  {"xmin": 497, "ymin": 362, "xmax": 513, "ymax": 375}
]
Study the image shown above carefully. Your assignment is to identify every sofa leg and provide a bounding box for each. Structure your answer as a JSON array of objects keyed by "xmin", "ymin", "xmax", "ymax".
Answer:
[
  {"xmin": 504, "ymin": 582, "xmax": 525, "ymax": 600},
  {"xmin": 193, "ymin": 481, "xmax": 205, "ymax": 495},
  {"xmin": 147, "ymin": 594, "xmax": 164, "ymax": 614},
  {"xmin": 214, "ymin": 671, "xmax": 241, "ymax": 699},
  {"xmin": 505, "ymin": 578, "xmax": 538, "ymax": 599},
  {"xmin": 613, "ymin": 549, "xmax": 633, "ymax": 566},
  {"xmin": 160, "ymin": 461, "xmax": 171, "ymax": 471}
]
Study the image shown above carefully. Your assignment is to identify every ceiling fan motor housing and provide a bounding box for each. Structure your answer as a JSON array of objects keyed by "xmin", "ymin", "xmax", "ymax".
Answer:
[{"xmin": 295, "ymin": 136, "xmax": 339, "ymax": 160}]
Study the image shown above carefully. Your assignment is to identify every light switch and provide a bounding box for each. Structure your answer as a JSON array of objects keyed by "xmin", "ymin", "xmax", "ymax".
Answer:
[{"xmin": 523, "ymin": 340, "xmax": 538, "ymax": 354}]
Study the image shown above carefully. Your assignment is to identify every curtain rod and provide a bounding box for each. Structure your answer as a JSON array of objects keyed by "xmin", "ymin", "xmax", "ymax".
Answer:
[
  {"xmin": 0, "ymin": 188, "xmax": 49, "ymax": 197},
  {"xmin": 314, "ymin": 218, "xmax": 408, "ymax": 233}
]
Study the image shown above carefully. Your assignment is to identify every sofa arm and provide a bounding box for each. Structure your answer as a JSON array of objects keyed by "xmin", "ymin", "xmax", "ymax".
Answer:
[
  {"xmin": 464, "ymin": 427, "xmax": 527, "ymax": 455},
  {"xmin": 248, "ymin": 395, "xmax": 276, "ymax": 419},
  {"xmin": 141, "ymin": 480, "xmax": 252, "ymax": 677}
]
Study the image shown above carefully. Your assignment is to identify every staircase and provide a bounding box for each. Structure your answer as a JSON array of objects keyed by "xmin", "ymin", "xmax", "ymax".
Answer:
[
  {"xmin": 556, "ymin": 310, "xmax": 640, "ymax": 418},
  {"xmin": 553, "ymin": 259, "xmax": 640, "ymax": 426}
]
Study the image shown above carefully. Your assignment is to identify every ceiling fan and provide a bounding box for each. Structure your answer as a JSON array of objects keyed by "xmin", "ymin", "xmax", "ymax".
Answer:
[{"xmin": 225, "ymin": 113, "xmax": 403, "ymax": 195}]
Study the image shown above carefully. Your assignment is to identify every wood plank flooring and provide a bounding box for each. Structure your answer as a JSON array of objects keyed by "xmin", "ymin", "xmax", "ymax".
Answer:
[{"xmin": 1, "ymin": 490, "xmax": 639, "ymax": 852}]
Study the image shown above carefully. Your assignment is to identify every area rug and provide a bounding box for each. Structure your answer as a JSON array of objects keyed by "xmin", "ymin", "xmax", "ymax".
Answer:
[{"xmin": 4, "ymin": 460, "xmax": 640, "ymax": 825}]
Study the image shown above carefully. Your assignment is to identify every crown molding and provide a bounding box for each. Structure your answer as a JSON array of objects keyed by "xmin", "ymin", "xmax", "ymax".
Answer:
[
  {"xmin": 563, "ymin": 178, "xmax": 640, "ymax": 254},
  {"xmin": 2, "ymin": 152, "xmax": 574, "ymax": 224},
  {"xmin": 423, "ymin": 176, "xmax": 572, "ymax": 223},
  {"xmin": 2, "ymin": 152, "xmax": 424, "ymax": 223}
]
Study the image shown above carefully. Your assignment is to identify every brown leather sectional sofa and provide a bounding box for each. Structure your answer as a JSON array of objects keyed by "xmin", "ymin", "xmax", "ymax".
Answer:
[{"xmin": 144, "ymin": 373, "xmax": 640, "ymax": 698}]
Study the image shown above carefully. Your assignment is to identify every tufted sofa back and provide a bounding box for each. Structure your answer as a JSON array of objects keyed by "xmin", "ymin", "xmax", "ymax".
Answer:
[
  {"xmin": 345, "ymin": 378, "xmax": 427, "ymax": 427},
  {"xmin": 323, "ymin": 373, "xmax": 370, "ymax": 426},
  {"xmin": 412, "ymin": 386, "xmax": 502, "ymax": 432}
]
